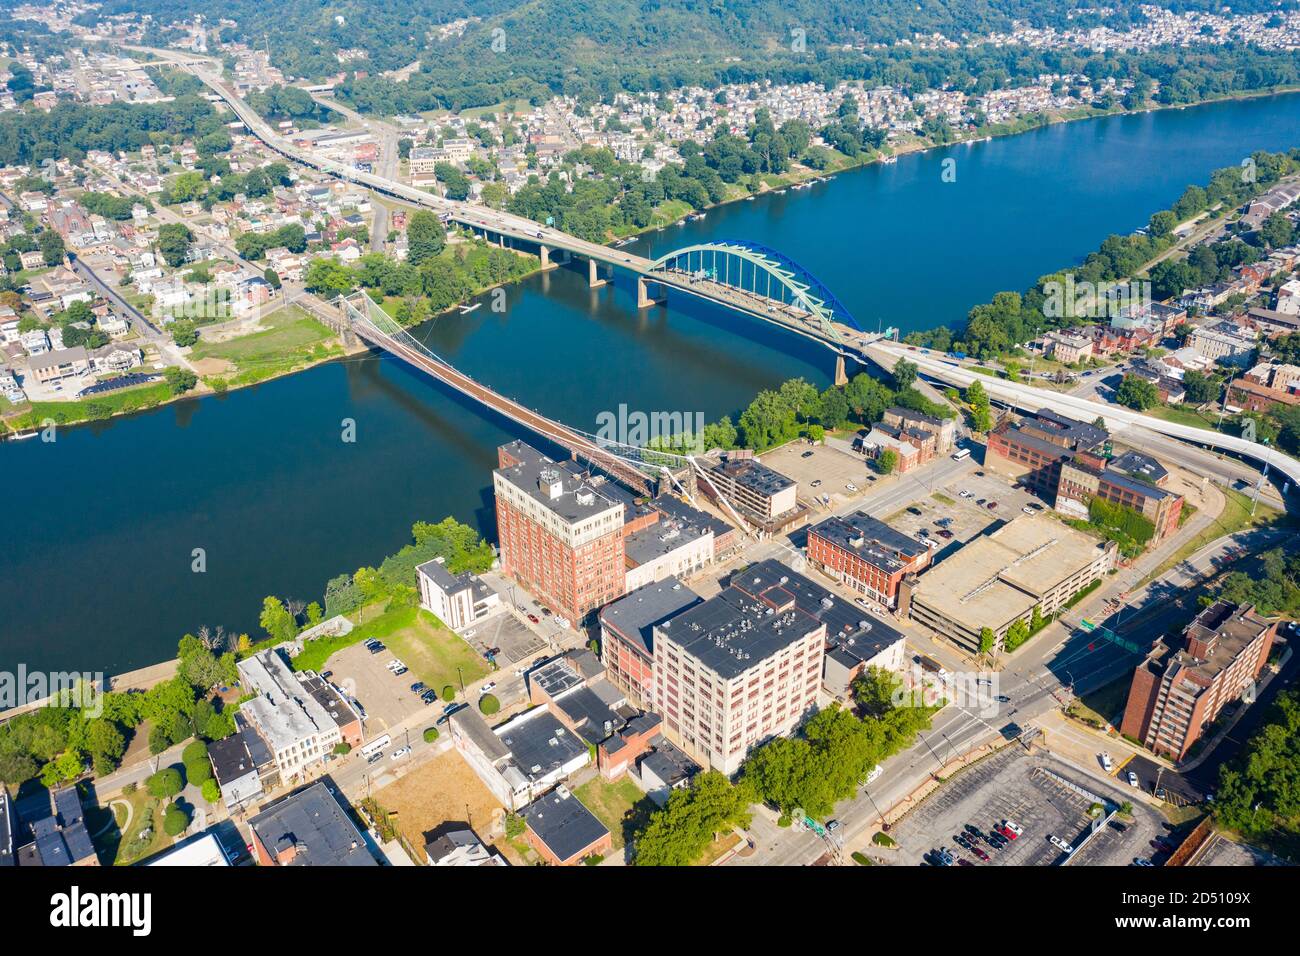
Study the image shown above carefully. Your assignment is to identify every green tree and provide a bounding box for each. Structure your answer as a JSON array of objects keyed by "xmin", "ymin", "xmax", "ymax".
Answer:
[
  {"xmin": 634, "ymin": 772, "xmax": 752, "ymax": 866},
  {"xmin": 147, "ymin": 767, "xmax": 184, "ymax": 799},
  {"xmin": 406, "ymin": 210, "xmax": 446, "ymax": 266},
  {"xmin": 874, "ymin": 449, "xmax": 899, "ymax": 475},
  {"xmin": 39, "ymin": 229, "xmax": 66, "ymax": 266},
  {"xmin": 1115, "ymin": 374, "xmax": 1160, "ymax": 411},
  {"xmin": 163, "ymin": 801, "xmax": 191, "ymax": 837},
  {"xmin": 892, "ymin": 358, "xmax": 918, "ymax": 391},
  {"xmin": 258, "ymin": 596, "xmax": 298, "ymax": 643},
  {"xmin": 156, "ymin": 223, "xmax": 194, "ymax": 268}
]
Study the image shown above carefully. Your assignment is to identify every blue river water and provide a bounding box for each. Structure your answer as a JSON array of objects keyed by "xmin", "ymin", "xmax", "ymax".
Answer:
[{"xmin": 6, "ymin": 93, "xmax": 1300, "ymax": 673}]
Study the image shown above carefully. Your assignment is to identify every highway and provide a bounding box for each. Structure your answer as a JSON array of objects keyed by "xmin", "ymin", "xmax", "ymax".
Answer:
[{"xmin": 867, "ymin": 340, "xmax": 1300, "ymax": 496}]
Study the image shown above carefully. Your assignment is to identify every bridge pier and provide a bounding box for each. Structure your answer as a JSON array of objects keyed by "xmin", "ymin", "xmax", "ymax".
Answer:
[
  {"xmin": 538, "ymin": 244, "xmax": 557, "ymax": 271},
  {"xmin": 588, "ymin": 258, "xmax": 608, "ymax": 289},
  {"xmin": 637, "ymin": 276, "xmax": 666, "ymax": 309},
  {"xmin": 834, "ymin": 354, "xmax": 848, "ymax": 387}
]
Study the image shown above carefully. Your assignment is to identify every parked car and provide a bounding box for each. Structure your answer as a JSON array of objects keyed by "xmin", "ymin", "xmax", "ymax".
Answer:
[
  {"xmin": 1128, "ymin": 771, "xmax": 1140, "ymax": 787},
  {"xmin": 410, "ymin": 682, "xmax": 427, "ymax": 693},
  {"xmin": 1100, "ymin": 752, "xmax": 1113, "ymax": 772},
  {"xmin": 420, "ymin": 690, "xmax": 438, "ymax": 704},
  {"xmin": 971, "ymin": 845, "xmax": 990, "ymax": 862},
  {"xmin": 959, "ymin": 490, "xmax": 973, "ymax": 498},
  {"xmin": 1133, "ymin": 858, "xmax": 1154, "ymax": 867},
  {"xmin": 907, "ymin": 507, "xmax": 922, "ymax": 516},
  {"xmin": 987, "ymin": 501, "xmax": 998, "ymax": 509},
  {"xmin": 436, "ymin": 703, "xmax": 467, "ymax": 725},
  {"xmin": 937, "ymin": 529, "xmax": 954, "ymax": 539},
  {"xmin": 811, "ymin": 479, "xmax": 822, "ymax": 488},
  {"xmin": 1049, "ymin": 835, "xmax": 1074, "ymax": 853},
  {"xmin": 390, "ymin": 747, "xmax": 411, "ymax": 760},
  {"xmin": 866, "ymin": 764, "xmax": 884, "ymax": 784},
  {"xmin": 976, "ymin": 498, "xmax": 986, "ymax": 506},
  {"xmin": 994, "ymin": 694, "xmax": 1011, "ymax": 703},
  {"xmin": 527, "ymin": 613, "xmax": 540, "ymax": 624},
  {"xmin": 480, "ymin": 681, "xmax": 497, "ymax": 695},
  {"xmin": 845, "ymin": 483, "xmax": 859, "ymax": 493},
  {"xmin": 801, "ymin": 450, "xmax": 814, "ymax": 458},
  {"xmin": 392, "ymin": 666, "xmax": 408, "ymax": 677}
]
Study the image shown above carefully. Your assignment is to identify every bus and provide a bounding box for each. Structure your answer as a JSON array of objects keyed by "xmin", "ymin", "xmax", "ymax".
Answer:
[
  {"xmin": 359, "ymin": 734, "xmax": 391, "ymax": 759},
  {"xmin": 951, "ymin": 448, "xmax": 971, "ymax": 461}
]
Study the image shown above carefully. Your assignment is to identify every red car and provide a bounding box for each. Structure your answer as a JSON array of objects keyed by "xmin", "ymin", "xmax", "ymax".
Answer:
[
  {"xmin": 971, "ymin": 845, "xmax": 990, "ymax": 862},
  {"xmin": 527, "ymin": 613, "xmax": 540, "ymax": 624}
]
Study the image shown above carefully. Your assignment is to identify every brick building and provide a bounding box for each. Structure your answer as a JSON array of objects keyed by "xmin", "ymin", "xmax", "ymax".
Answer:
[
  {"xmin": 806, "ymin": 511, "xmax": 931, "ymax": 609},
  {"xmin": 493, "ymin": 441, "xmax": 632, "ymax": 624},
  {"xmin": 1120, "ymin": 601, "xmax": 1276, "ymax": 761}
]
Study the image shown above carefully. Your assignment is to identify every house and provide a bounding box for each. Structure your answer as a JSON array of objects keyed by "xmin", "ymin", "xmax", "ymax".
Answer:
[
  {"xmin": 208, "ymin": 727, "xmax": 270, "ymax": 809},
  {"xmin": 449, "ymin": 705, "xmax": 589, "ymax": 811},
  {"xmin": 423, "ymin": 826, "xmax": 506, "ymax": 866},
  {"xmin": 520, "ymin": 786, "xmax": 612, "ymax": 866},
  {"xmin": 14, "ymin": 786, "xmax": 98, "ymax": 867},
  {"xmin": 635, "ymin": 736, "xmax": 701, "ymax": 805},
  {"xmin": 28, "ymin": 346, "xmax": 90, "ymax": 383}
]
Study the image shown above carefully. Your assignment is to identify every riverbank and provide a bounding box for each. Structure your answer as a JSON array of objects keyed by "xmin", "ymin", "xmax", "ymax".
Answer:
[{"xmin": 0, "ymin": 243, "xmax": 544, "ymax": 438}]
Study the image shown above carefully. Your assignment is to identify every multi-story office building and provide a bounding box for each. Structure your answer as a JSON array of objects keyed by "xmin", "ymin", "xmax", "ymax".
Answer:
[
  {"xmin": 493, "ymin": 441, "xmax": 632, "ymax": 624},
  {"xmin": 651, "ymin": 562, "xmax": 827, "ymax": 774},
  {"xmin": 988, "ymin": 411, "xmax": 1183, "ymax": 541},
  {"xmin": 699, "ymin": 453, "xmax": 799, "ymax": 530},
  {"xmin": 599, "ymin": 576, "xmax": 703, "ymax": 706},
  {"xmin": 1121, "ymin": 601, "xmax": 1276, "ymax": 761},
  {"xmin": 806, "ymin": 511, "xmax": 931, "ymax": 609}
]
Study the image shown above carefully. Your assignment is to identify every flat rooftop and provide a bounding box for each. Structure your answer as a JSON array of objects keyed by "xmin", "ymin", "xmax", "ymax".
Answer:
[
  {"xmin": 808, "ymin": 511, "xmax": 927, "ymax": 574},
  {"xmin": 625, "ymin": 517, "xmax": 709, "ymax": 566},
  {"xmin": 709, "ymin": 455, "xmax": 795, "ymax": 496},
  {"xmin": 599, "ymin": 576, "xmax": 703, "ymax": 657},
  {"xmin": 495, "ymin": 440, "xmax": 633, "ymax": 525},
  {"xmin": 248, "ymin": 781, "xmax": 376, "ymax": 867},
  {"xmin": 910, "ymin": 515, "xmax": 1111, "ymax": 631}
]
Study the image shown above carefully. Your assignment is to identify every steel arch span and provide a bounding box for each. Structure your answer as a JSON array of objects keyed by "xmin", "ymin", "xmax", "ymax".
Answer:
[{"xmin": 648, "ymin": 239, "xmax": 861, "ymax": 342}]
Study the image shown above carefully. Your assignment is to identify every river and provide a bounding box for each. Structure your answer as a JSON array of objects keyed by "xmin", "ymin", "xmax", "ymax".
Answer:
[{"xmin": 7, "ymin": 93, "xmax": 1300, "ymax": 675}]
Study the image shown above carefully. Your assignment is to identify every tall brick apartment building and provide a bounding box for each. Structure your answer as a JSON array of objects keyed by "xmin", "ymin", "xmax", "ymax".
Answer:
[
  {"xmin": 986, "ymin": 410, "xmax": 1183, "ymax": 541},
  {"xmin": 493, "ymin": 441, "xmax": 633, "ymax": 624},
  {"xmin": 1120, "ymin": 601, "xmax": 1276, "ymax": 761}
]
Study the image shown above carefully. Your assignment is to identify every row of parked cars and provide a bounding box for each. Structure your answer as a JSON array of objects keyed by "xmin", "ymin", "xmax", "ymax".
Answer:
[{"xmin": 929, "ymin": 819, "xmax": 1024, "ymax": 865}]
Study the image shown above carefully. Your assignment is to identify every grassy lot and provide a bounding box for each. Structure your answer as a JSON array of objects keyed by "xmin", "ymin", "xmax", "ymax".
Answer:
[
  {"xmin": 931, "ymin": 492, "xmax": 956, "ymax": 506},
  {"xmin": 573, "ymin": 777, "xmax": 656, "ymax": 851},
  {"xmin": 695, "ymin": 831, "xmax": 743, "ymax": 866},
  {"xmin": 88, "ymin": 786, "xmax": 175, "ymax": 866},
  {"xmin": 191, "ymin": 304, "xmax": 340, "ymax": 386},
  {"xmin": 1067, "ymin": 674, "xmax": 1132, "ymax": 730},
  {"xmin": 1139, "ymin": 404, "xmax": 1223, "ymax": 432},
  {"xmin": 368, "ymin": 605, "xmax": 491, "ymax": 692},
  {"xmin": 1141, "ymin": 486, "xmax": 1283, "ymax": 587}
]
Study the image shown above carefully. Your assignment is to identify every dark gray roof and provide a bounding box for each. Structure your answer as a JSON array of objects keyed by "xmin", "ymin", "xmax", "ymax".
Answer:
[
  {"xmin": 249, "ymin": 782, "xmax": 376, "ymax": 867},
  {"xmin": 208, "ymin": 731, "xmax": 259, "ymax": 785},
  {"xmin": 550, "ymin": 683, "xmax": 626, "ymax": 746},
  {"xmin": 521, "ymin": 789, "xmax": 609, "ymax": 862},
  {"xmin": 599, "ymin": 576, "xmax": 703, "ymax": 656},
  {"xmin": 709, "ymin": 454, "xmax": 795, "ymax": 495},
  {"xmin": 808, "ymin": 511, "xmax": 927, "ymax": 574},
  {"xmin": 826, "ymin": 614, "xmax": 906, "ymax": 667},
  {"xmin": 648, "ymin": 494, "xmax": 733, "ymax": 539},
  {"xmin": 496, "ymin": 710, "xmax": 587, "ymax": 783},
  {"xmin": 531, "ymin": 657, "xmax": 586, "ymax": 699},
  {"xmin": 1108, "ymin": 450, "xmax": 1169, "ymax": 486},
  {"xmin": 637, "ymin": 735, "xmax": 700, "ymax": 787}
]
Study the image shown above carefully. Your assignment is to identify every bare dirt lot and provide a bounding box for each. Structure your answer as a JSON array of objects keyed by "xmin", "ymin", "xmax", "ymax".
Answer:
[{"xmin": 372, "ymin": 749, "xmax": 507, "ymax": 857}]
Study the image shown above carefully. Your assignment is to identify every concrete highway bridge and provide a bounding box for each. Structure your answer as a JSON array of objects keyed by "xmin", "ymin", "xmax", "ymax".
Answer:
[{"xmin": 137, "ymin": 46, "xmax": 874, "ymax": 382}]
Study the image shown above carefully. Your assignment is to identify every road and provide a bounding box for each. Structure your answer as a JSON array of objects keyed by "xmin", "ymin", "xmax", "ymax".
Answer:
[
  {"xmin": 868, "ymin": 340, "xmax": 1300, "ymax": 495},
  {"xmin": 309, "ymin": 92, "xmax": 404, "ymax": 252},
  {"xmin": 731, "ymin": 515, "xmax": 1290, "ymax": 864}
]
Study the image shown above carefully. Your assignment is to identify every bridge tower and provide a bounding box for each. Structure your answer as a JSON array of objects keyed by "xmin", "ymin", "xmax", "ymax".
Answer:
[{"xmin": 834, "ymin": 354, "xmax": 848, "ymax": 387}]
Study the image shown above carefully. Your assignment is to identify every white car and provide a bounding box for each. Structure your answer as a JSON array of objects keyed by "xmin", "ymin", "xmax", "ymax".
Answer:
[
  {"xmin": 845, "ymin": 483, "xmax": 859, "ymax": 493},
  {"xmin": 866, "ymin": 764, "xmax": 884, "ymax": 784},
  {"xmin": 1049, "ymin": 835, "xmax": 1074, "ymax": 853},
  {"xmin": 1127, "ymin": 771, "xmax": 1140, "ymax": 787},
  {"xmin": 386, "ymin": 659, "xmax": 406, "ymax": 672},
  {"xmin": 959, "ymin": 490, "xmax": 973, "ymax": 498},
  {"xmin": 1003, "ymin": 820, "xmax": 1024, "ymax": 837},
  {"xmin": 1022, "ymin": 505, "xmax": 1035, "ymax": 515},
  {"xmin": 480, "ymin": 681, "xmax": 496, "ymax": 695},
  {"xmin": 390, "ymin": 747, "xmax": 411, "ymax": 760},
  {"xmin": 1101, "ymin": 752, "xmax": 1114, "ymax": 772}
]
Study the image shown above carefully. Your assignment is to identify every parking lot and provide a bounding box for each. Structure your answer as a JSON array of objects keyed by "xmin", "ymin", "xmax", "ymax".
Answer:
[
  {"xmin": 890, "ymin": 745, "xmax": 1165, "ymax": 867},
  {"xmin": 761, "ymin": 441, "xmax": 875, "ymax": 508},
  {"xmin": 325, "ymin": 642, "xmax": 437, "ymax": 735},
  {"xmin": 881, "ymin": 468, "xmax": 1041, "ymax": 557},
  {"xmin": 462, "ymin": 611, "xmax": 548, "ymax": 667}
]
